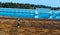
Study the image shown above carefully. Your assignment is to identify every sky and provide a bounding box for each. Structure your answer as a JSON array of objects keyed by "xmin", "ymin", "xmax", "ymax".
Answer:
[{"xmin": 0, "ymin": 0, "xmax": 60, "ymax": 7}]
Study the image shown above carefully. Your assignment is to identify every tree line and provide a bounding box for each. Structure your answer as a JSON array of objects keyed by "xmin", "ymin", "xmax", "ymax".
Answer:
[
  {"xmin": 0, "ymin": 2, "xmax": 35, "ymax": 9},
  {"xmin": 0, "ymin": 2, "xmax": 60, "ymax": 10}
]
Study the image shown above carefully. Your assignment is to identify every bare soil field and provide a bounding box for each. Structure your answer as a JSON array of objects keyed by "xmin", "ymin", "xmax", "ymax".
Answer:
[{"xmin": 0, "ymin": 17, "xmax": 60, "ymax": 35}]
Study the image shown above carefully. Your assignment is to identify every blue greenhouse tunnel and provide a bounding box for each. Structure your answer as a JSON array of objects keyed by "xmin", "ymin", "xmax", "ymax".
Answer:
[{"xmin": 0, "ymin": 8, "xmax": 60, "ymax": 19}]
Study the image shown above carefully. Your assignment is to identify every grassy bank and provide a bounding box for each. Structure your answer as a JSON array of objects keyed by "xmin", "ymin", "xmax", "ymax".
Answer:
[{"xmin": 0, "ymin": 17, "xmax": 60, "ymax": 35}]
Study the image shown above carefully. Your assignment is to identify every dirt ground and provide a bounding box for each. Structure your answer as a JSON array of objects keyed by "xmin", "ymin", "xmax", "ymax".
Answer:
[{"xmin": 0, "ymin": 17, "xmax": 60, "ymax": 35}]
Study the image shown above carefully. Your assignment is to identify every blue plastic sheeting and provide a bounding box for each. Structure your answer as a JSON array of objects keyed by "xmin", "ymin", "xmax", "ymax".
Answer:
[
  {"xmin": 0, "ymin": 8, "xmax": 35, "ymax": 18},
  {"xmin": 51, "ymin": 11, "xmax": 60, "ymax": 19},
  {"xmin": 0, "ymin": 8, "xmax": 60, "ymax": 19},
  {"xmin": 37, "ymin": 13, "xmax": 51, "ymax": 19},
  {"xmin": 56, "ymin": 16, "xmax": 60, "ymax": 19},
  {"xmin": 0, "ymin": 8, "xmax": 35, "ymax": 14},
  {"xmin": 0, "ymin": 12, "xmax": 35, "ymax": 18}
]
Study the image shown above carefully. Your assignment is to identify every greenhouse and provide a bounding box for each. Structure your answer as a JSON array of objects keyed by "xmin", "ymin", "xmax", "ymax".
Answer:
[{"xmin": 0, "ymin": 8, "xmax": 60, "ymax": 19}]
